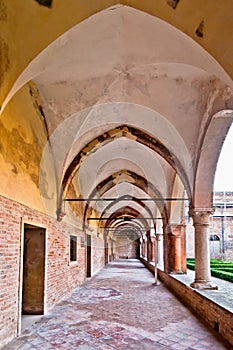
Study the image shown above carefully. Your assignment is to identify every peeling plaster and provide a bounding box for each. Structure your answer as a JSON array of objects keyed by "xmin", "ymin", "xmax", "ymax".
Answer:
[
  {"xmin": 0, "ymin": 0, "xmax": 7, "ymax": 20},
  {"xmin": 195, "ymin": 20, "xmax": 204, "ymax": 38},
  {"xmin": 34, "ymin": 0, "xmax": 53, "ymax": 8},
  {"xmin": 0, "ymin": 82, "xmax": 50, "ymax": 210},
  {"xmin": 0, "ymin": 118, "xmax": 41, "ymax": 186},
  {"xmin": 167, "ymin": 0, "xmax": 180, "ymax": 10},
  {"xmin": 82, "ymin": 169, "xmax": 167, "ymax": 228},
  {"xmin": 62, "ymin": 125, "xmax": 187, "ymax": 197},
  {"xmin": 0, "ymin": 37, "xmax": 10, "ymax": 89}
]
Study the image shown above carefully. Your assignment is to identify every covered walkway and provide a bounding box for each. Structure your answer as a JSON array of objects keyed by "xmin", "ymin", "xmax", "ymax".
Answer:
[
  {"xmin": 1, "ymin": 1, "xmax": 233, "ymax": 347},
  {"xmin": 3, "ymin": 260, "xmax": 231, "ymax": 350}
]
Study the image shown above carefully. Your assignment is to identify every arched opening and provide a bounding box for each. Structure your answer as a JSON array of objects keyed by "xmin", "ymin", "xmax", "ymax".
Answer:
[
  {"xmin": 1, "ymin": 2, "xmax": 233, "ymax": 347},
  {"xmin": 212, "ymin": 123, "xmax": 233, "ymax": 261}
]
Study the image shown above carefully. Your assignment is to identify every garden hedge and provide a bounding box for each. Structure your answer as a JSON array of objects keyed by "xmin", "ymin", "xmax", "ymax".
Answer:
[{"xmin": 186, "ymin": 258, "xmax": 233, "ymax": 283}]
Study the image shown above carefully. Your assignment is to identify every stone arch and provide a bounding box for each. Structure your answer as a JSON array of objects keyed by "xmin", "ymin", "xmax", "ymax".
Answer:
[
  {"xmin": 61, "ymin": 124, "xmax": 192, "ymax": 208},
  {"xmin": 81, "ymin": 170, "xmax": 168, "ymax": 230},
  {"xmin": 193, "ymin": 110, "xmax": 233, "ymax": 208},
  {"xmin": 99, "ymin": 195, "xmax": 155, "ymax": 227},
  {"xmin": 103, "ymin": 206, "xmax": 150, "ymax": 233},
  {"xmin": 2, "ymin": 3, "xmax": 232, "ymax": 113}
]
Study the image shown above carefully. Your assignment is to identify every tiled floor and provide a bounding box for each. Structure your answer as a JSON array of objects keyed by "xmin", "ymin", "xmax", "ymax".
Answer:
[{"xmin": 2, "ymin": 259, "xmax": 232, "ymax": 350}]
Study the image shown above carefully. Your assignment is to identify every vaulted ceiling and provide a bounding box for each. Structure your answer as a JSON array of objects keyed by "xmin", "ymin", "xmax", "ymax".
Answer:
[{"xmin": 0, "ymin": 1, "xmax": 232, "ymax": 236}]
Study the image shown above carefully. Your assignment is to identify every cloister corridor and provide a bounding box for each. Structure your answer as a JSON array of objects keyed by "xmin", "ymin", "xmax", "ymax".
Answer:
[
  {"xmin": 1, "ymin": 1, "xmax": 233, "ymax": 348},
  {"xmin": 2, "ymin": 260, "xmax": 232, "ymax": 350}
]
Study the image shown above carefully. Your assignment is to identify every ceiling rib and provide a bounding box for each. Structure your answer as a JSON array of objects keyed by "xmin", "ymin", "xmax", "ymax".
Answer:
[
  {"xmin": 65, "ymin": 197, "xmax": 188, "ymax": 202},
  {"xmin": 87, "ymin": 217, "xmax": 162, "ymax": 221}
]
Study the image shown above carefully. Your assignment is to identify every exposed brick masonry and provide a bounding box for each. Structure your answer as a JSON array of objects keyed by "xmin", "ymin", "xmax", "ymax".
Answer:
[{"xmin": 0, "ymin": 194, "xmax": 99, "ymax": 347}]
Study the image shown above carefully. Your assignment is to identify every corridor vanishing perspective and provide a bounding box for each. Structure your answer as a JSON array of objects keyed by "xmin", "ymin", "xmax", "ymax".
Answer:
[
  {"xmin": 1, "ymin": 1, "xmax": 233, "ymax": 348},
  {"xmin": 2, "ymin": 260, "xmax": 232, "ymax": 350}
]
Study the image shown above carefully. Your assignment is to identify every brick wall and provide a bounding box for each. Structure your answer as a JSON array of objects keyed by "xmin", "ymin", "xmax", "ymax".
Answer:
[
  {"xmin": 0, "ymin": 195, "xmax": 105, "ymax": 348},
  {"xmin": 186, "ymin": 212, "xmax": 233, "ymax": 261},
  {"xmin": 158, "ymin": 271, "xmax": 233, "ymax": 346},
  {"xmin": 116, "ymin": 237, "xmax": 139, "ymax": 259},
  {"xmin": 210, "ymin": 216, "xmax": 233, "ymax": 261}
]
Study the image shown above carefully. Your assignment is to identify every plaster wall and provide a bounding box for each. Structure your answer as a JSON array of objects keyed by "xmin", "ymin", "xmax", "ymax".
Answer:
[
  {"xmin": 116, "ymin": 237, "xmax": 139, "ymax": 259},
  {"xmin": 91, "ymin": 235, "xmax": 105, "ymax": 276},
  {"xmin": 0, "ymin": 83, "xmax": 54, "ymax": 214}
]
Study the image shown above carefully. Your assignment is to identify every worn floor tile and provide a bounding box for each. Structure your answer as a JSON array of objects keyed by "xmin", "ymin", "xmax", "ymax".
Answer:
[{"xmin": 1, "ymin": 260, "xmax": 232, "ymax": 350}]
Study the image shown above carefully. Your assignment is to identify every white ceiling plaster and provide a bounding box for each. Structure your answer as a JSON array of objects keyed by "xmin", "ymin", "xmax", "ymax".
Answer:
[
  {"xmin": 40, "ymin": 102, "xmax": 193, "ymax": 197},
  {"xmin": 94, "ymin": 181, "xmax": 157, "ymax": 215},
  {"xmin": 101, "ymin": 201, "xmax": 149, "ymax": 221},
  {"xmin": 2, "ymin": 4, "xmax": 232, "ymax": 114},
  {"xmin": 19, "ymin": 4, "xmax": 232, "ymax": 211},
  {"xmin": 76, "ymin": 138, "xmax": 168, "ymax": 198}
]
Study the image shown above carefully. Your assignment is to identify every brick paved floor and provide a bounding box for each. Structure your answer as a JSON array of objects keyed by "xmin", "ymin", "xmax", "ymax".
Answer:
[{"xmin": 2, "ymin": 259, "xmax": 232, "ymax": 350}]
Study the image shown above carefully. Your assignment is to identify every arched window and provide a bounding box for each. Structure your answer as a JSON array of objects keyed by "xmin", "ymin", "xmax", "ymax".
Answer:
[{"xmin": 209, "ymin": 234, "xmax": 220, "ymax": 241}]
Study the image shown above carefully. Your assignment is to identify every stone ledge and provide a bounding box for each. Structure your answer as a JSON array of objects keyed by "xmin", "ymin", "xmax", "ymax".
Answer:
[{"xmin": 140, "ymin": 258, "xmax": 233, "ymax": 346}]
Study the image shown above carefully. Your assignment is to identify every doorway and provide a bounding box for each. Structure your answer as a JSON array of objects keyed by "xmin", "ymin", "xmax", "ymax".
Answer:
[
  {"xmin": 21, "ymin": 224, "xmax": 46, "ymax": 316},
  {"xmin": 105, "ymin": 238, "xmax": 109, "ymax": 265},
  {"xmin": 86, "ymin": 234, "xmax": 91, "ymax": 277}
]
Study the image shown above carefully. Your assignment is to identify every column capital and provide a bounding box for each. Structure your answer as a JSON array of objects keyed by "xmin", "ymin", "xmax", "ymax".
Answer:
[
  {"xmin": 189, "ymin": 208, "xmax": 215, "ymax": 225},
  {"xmin": 189, "ymin": 207, "xmax": 215, "ymax": 216},
  {"xmin": 169, "ymin": 223, "xmax": 186, "ymax": 228}
]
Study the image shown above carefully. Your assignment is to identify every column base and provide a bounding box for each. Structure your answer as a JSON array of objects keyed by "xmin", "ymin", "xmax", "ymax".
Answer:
[
  {"xmin": 170, "ymin": 270, "xmax": 184, "ymax": 275},
  {"xmin": 190, "ymin": 280, "xmax": 218, "ymax": 290},
  {"xmin": 152, "ymin": 281, "xmax": 160, "ymax": 286}
]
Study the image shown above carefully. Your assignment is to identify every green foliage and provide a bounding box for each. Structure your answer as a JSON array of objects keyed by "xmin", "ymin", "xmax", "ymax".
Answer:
[
  {"xmin": 211, "ymin": 264, "xmax": 233, "ymax": 268},
  {"xmin": 217, "ymin": 267, "xmax": 233, "ymax": 273},
  {"xmin": 186, "ymin": 259, "xmax": 195, "ymax": 271},
  {"xmin": 186, "ymin": 258, "xmax": 233, "ymax": 283},
  {"xmin": 211, "ymin": 269, "xmax": 233, "ymax": 283}
]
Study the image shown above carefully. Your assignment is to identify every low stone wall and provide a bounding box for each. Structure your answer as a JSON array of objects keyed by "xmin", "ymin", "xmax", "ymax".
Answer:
[{"xmin": 141, "ymin": 258, "xmax": 233, "ymax": 346}]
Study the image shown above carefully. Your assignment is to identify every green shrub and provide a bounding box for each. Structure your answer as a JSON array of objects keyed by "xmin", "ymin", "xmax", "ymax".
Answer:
[
  {"xmin": 211, "ymin": 269, "xmax": 233, "ymax": 283},
  {"xmin": 210, "ymin": 259, "xmax": 222, "ymax": 262},
  {"xmin": 211, "ymin": 265, "xmax": 233, "ymax": 270},
  {"xmin": 216, "ymin": 267, "xmax": 233, "ymax": 273},
  {"xmin": 210, "ymin": 264, "xmax": 233, "ymax": 269},
  {"xmin": 186, "ymin": 261, "xmax": 195, "ymax": 271},
  {"xmin": 186, "ymin": 259, "xmax": 233, "ymax": 283}
]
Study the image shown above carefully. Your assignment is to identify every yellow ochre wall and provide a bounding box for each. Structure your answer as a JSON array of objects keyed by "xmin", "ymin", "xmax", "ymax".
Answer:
[{"xmin": 0, "ymin": 82, "xmax": 48, "ymax": 211}]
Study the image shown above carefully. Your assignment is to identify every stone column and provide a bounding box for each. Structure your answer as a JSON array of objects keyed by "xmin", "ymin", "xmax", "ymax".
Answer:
[
  {"xmin": 153, "ymin": 234, "xmax": 160, "ymax": 285},
  {"xmin": 190, "ymin": 209, "xmax": 218, "ymax": 290},
  {"xmin": 170, "ymin": 224, "xmax": 186, "ymax": 273},
  {"xmin": 140, "ymin": 238, "xmax": 143, "ymax": 258},
  {"xmin": 141, "ymin": 240, "xmax": 144, "ymax": 258},
  {"xmin": 144, "ymin": 239, "xmax": 147, "ymax": 259},
  {"xmin": 156, "ymin": 234, "xmax": 164, "ymax": 268},
  {"xmin": 163, "ymin": 224, "xmax": 169, "ymax": 273},
  {"xmin": 150, "ymin": 237, "xmax": 155, "ymax": 262},
  {"xmin": 147, "ymin": 233, "xmax": 151, "ymax": 261}
]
